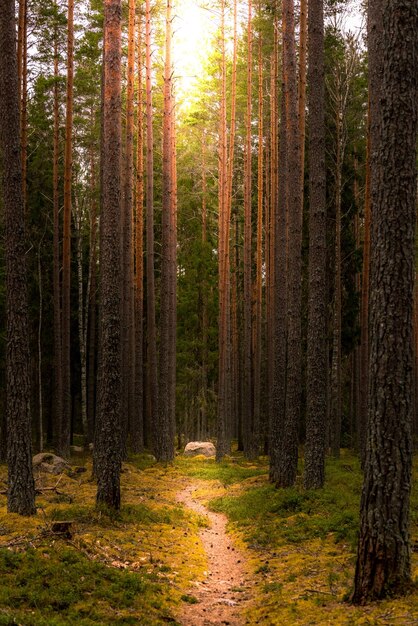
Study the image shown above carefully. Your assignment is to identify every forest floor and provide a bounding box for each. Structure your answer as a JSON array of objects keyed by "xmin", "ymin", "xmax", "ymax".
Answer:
[{"xmin": 0, "ymin": 449, "xmax": 417, "ymax": 625}]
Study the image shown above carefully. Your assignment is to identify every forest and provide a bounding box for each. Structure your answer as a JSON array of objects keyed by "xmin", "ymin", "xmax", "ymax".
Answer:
[{"xmin": 0, "ymin": 0, "xmax": 417, "ymax": 624}]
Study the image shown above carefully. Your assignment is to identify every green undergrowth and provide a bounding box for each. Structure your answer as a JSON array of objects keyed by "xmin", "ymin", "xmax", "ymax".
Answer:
[
  {"xmin": 175, "ymin": 454, "xmax": 267, "ymax": 484},
  {"xmin": 197, "ymin": 451, "xmax": 418, "ymax": 625},
  {"xmin": 0, "ymin": 450, "xmax": 417, "ymax": 625},
  {"xmin": 0, "ymin": 453, "xmax": 207, "ymax": 626},
  {"xmin": 0, "ymin": 545, "xmax": 171, "ymax": 626},
  {"xmin": 209, "ymin": 455, "xmax": 363, "ymax": 550}
]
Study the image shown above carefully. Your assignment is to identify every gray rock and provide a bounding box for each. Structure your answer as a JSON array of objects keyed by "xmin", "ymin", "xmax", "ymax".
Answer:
[
  {"xmin": 184, "ymin": 441, "xmax": 216, "ymax": 458},
  {"xmin": 33, "ymin": 452, "xmax": 70, "ymax": 475}
]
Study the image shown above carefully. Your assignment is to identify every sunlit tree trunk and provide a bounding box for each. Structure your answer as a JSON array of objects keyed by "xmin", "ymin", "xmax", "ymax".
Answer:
[
  {"xmin": 145, "ymin": 0, "xmax": 159, "ymax": 451},
  {"xmin": 227, "ymin": 0, "xmax": 238, "ymax": 442},
  {"xmin": 216, "ymin": 0, "xmax": 231, "ymax": 460},
  {"xmin": 252, "ymin": 22, "xmax": 263, "ymax": 459},
  {"xmin": 157, "ymin": 0, "xmax": 175, "ymax": 462},
  {"xmin": 267, "ymin": 18, "xmax": 278, "ymax": 455},
  {"xmin": 243, "ymin": 0, "xmax": 253, "ymax": 458},
  {"xmin": 201, "ymin": 131, "xmax": 208, "ymax": 440},
  {"xmin": 133, "ymin": 10, "xmax": 144, "ymax": 453},
  {"xmin": 0, "ymin": 0, "xmax": 36, "ymax": 516}
]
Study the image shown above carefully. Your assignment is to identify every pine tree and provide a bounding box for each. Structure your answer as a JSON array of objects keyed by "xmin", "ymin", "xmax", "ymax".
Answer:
[
  {"xmin": 60, "ymin": 0, "xmax": 74, "ymax": 458},
  {"xmin": 95, "ymin": 0, "xmax": 123, "ymax": 509},
  {"xmin": 353, "ymin": 0, "xmax": 417, "ymax": 603},
  {"xmin": 304, "ymin": 0, "xmax": 327, "ymax": 489},
  {"xmin": 0, "ymin": 0, "xmax": 36, "ymax": 516}
]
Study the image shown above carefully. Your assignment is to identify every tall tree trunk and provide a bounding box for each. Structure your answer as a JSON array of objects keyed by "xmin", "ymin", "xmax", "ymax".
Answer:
[
  {"xmin": 61, "ymin": 0, "xmax": 74, "ymax": 457},
  {"xmin": 36, "ymin": 248, "xmax": 44, "ymax": 452},
  {"xmin": 252, "ymin": 22, "xmax": 263, "ymax": 459},
  {"xmin": 157, "ymin": 0, "xmax": 175, "ymax": 462},
  {"xmin": 18, "ymin": 0, "xmax": 28, "ymax": 211},
  {"xmin": 270, "ymin": 45, "xmax": 287, "ymax": 483},
  {"xmin": 145, "ymin": 0, "xmax": 158, "ymax": 451},
  {"xmin": 353, "ymin": 0, "xmax": 417, "ymax": 603},
  {"xmin": 267, "ymin": 18, "xmax": 278, "ymax": 456},
  {"xmin": 201, "ymin": 132, "xmax": 208, "ymax": 440},
  {"xmin": 122, "ymin": 0, "xmax": 136, "ymax": 456},
  {"xmin": 169, "ymin": 82, "xmax": 177, "ymax": 449},
  {"xmin": 216, "ymin": 0, "xmax": 231, "ymax": 460},
  {"xmin": 95, "ymin": 0, "xmax": 123, "ymax": 509},
  {"xmin": 0, "ymin": 0, "xmax": 36, "ymax": 516},
  {"xmin": 276, "ymin": 0, "xmax": 302, "ymax": 488},
  {"xmin": 52, "ymin": 18, "xmax": 64, "ymax": 452},
  {"xmin": 74, "ymin": 198, "xmax": 89, "ymax": 446},
  {"xmin": 359, "ymin": 103, "xmax": 371, "ymax": 464},
  {"xmin": 330, "ymin": 104, "xmax": 342, "ymax": 458},
  {"xmin": 304, "ymin": 0, "xmax": 327, "ymax": 488},
  {"xmin": 243, "ymin": 0, "xmax": 253, "ymax": 458},
  {"xmin": 133, "ymin": 10, "xmax": 144, "ymax": 454},
  {"xmin": 87, "ymin": 144, "xmax": 98, "ymax": 446}
]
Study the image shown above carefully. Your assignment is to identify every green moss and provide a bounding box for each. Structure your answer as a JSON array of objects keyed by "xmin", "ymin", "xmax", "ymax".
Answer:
[
  {"xmin": 0, "ymin": 545, "xmax": 175, "ymax": 625},
  {"xmin": 175, "ymin": 456, "xmax": 267, "ymax": 485}
]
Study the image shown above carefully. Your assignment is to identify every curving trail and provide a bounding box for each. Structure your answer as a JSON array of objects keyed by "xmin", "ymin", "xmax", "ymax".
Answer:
[{"xmin": 177, "ymin": 482, "xmax": 252, "ymax": 626}]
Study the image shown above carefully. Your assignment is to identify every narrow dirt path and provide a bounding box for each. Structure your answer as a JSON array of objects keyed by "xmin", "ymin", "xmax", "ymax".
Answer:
[{"xmin": 176, "ymin": 482, "xmax": 252, "ymax": 626}]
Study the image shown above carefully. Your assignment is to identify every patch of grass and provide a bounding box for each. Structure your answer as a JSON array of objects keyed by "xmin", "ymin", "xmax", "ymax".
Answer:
[
  {"xmin": 175, "ymin": 456, "xmax": 267, "ymax": 485},
  {"xmin": 0, "ymin": 545, "xmax": 175, "ymax": 625},
  {"xmin": 48, "ymin": 503, "xmax": 186, "ymax": 528},
  {"xmin": 208, "ymin": 456, "xmax": 362, "ymax": 550},
  {"xmin": 180, "ymin": 594, "xmax": 198, "ymax": 604}
]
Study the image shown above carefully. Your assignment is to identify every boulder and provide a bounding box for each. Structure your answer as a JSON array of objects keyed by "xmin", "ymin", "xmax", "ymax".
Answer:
[
  {"xmin": 33, "ymin": 452, "xmax": 70, "ymax": 475},
  {"xmin": 184, "ymin": 441, "xmax": 216, "ymax": 458}
]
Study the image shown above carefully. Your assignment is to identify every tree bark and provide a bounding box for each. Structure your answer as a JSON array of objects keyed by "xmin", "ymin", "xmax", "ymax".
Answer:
[
  {"xmin": 216, "ymin": 0, "xmax": 231, "ymax": 461},
  {"xmin": 52, "ymin": 17, "xmax": 64, "ymax": 453},
  {"xmin": 145, "ymin": 0, "xmax": 159, "ymax": 452},
  {"xmin": 276, "ymin": 0, "xmax": 302, "ymax": 488},
  {"xmin": 242, "ymin": 0, "xmax": 253, "ymax": 458},
  {"xmin": 133, "ymin": 10, "xmax": 144, "ymax": 454},
  {"xmin": 60, "ymin": 0, "xmax": 74, "ymax": 458},
  {"xmin": 0, "ymin": 0, "xmax": 36, "ymax": 516},
  {"xmin": 95, "ymin": 0, "xmax": 123, "ymax": 509},
  {"xmin": 353, "ymin": 0, "xmax": 417, "ymax": 603},
  {"xmin": 122, "ymin": 0, "xmax": 136, "ymax": 455},
  {"xmin": 304, "ymin": 0, "xmax": 327, "ymax": 489}
]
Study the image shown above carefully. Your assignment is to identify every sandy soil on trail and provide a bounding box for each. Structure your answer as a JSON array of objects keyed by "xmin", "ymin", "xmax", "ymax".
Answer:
[{"xmin": 176, "ymin": 483, "xmax": 252, "ymax": 626}]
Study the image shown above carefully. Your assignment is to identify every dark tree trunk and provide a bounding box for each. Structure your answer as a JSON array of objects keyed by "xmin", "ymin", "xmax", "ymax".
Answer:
[
  {"xmin": 276, "ymin": 0, "xmax": 302, "ymax": 488},
  {"xmin": 0, "ymin": 0, "xmax": 36, "ymax": 516},
  {"xmin": 95, "ymin": 0, "xmax": 123, "ymax": 509},
  {"xmin": 270, "ymin": 57, "xmax": 287, "ymax": 483},
  {"xmin": 145, "ymin": 0, "xmax": 159, "ymax": 452},
  {"xmin": 60, "ymin": 0, "xmax": 74, "ymax": 458},
  {"xmin": 304, "ymin": 0, "xmax": 327, "ymax": 489},
  {"xmin": 353, "ymin": 0, "xmax": 417, "ymax": 603},
  {"xmin": 121, "ymin": 0, "xmax": 136, "ymax": 456},
  {"xmin": 242, "ymin": 0, "xmax": 253, "ymax": 458},
  {"xmin": 132, "ymin": 10, "xmax": 144, "ymax": 454},
  {"xmin": 52, "ymin": 17, "xmax": 63, "ymax": 453}
]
